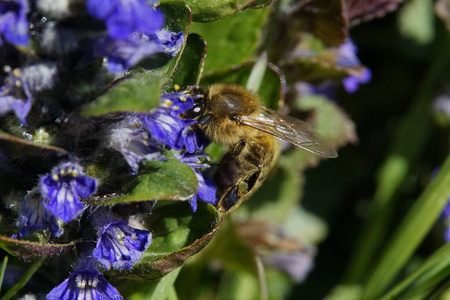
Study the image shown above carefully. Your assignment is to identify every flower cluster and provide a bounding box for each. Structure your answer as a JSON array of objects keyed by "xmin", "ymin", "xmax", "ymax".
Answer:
[
  {"xmin": 9, "ymin": 90, "xmax": 218, "ymax": 298},
  {"xmin": 0, "ymin": 0, "xmax": 216, "ymax": 299}
]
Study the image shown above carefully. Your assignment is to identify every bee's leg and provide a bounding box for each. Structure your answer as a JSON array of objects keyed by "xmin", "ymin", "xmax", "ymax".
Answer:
[
  {"xmin": 232, "ymin": 139, "xmax": 247, "ymax": 157},
  {"xmin": 218, "ymin": 168, "xmax": 262, "ymax": 213}
]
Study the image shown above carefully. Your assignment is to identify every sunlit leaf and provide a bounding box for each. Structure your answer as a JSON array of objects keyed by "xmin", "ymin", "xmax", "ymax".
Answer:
[
  {"xmin": 81, "ymin": 72, "xmax": 160, "ymax": 116},
  {"xmin": 113, "ymin": 201, "xmax": 221, "ymax": 280},
  {"xmin": 192, "ymin": 7, "xmax": 270, "ymax": 73},
  {"xmin": 172, "ymin": 0, "xmax": 260, "ymax": 22},
  {"xmin": 89, "ymin": 158, "xmax": 198, "ymax": 205}
]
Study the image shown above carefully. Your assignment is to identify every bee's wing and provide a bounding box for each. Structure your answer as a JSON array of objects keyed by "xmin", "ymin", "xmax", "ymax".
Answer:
[{"xmin": 240, "ymin": 107, "xmax": 338, "ymax": 158}]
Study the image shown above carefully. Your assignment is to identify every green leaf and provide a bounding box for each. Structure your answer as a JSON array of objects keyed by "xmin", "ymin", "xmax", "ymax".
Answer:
[
  {"xmin": 127, "ymin": 268, "xmax": 181, "ymax": 300},
  {"xmin": 89, "ymin": 158, "xmax": 198, "ymax": 205},
  {"xmin": 0, "ymin": 130, "xmax": 67, "ymax": 158},
  {"xmin": 114, "ymin": 201, "xmax": 221, "ymax": 280},
  {"xmin": 361, "ymin": 155, "xmax": 450, "ymax": 299},
  {"xmin": 170, "ymin": 33, "xmax": 207, "ymax": 88},
  {"xmin": 0, "ymin": 256, "xmax": 7, "ymax": 294},
  {"xmin": 0, "ymin": 256, "xmax": 46, "ymax": 300},
  {"xmin": 0, "ymin": 235, "xmax": 74, "ymax": 259},
  {"xmin": 81, "ymin": 72, "xmax": 160, "ymax": 116},
  {"xmin": 167, "ymin": 0, "xmax": 259, "ymax": 22},
  {"xmin": 379, "ymin": 243, "xmax": 450, "ymax": 300},
  {"xmin": 216, "ymin": 269, "xmax": 261, "ymax": 300},
  {"xmin": 198, "ymin": 217, "xmax": 259, "ymax": 275},
  {"xmin": 192, "ymin": 7, "xmax": 270, "ymax": 73},
  {"xmin": 147, "ymin": 1, "xmax": 193, "ymax": 87},
  {"xmin": 398, "ymin": 0, "xmax": 435, "ymax": 45}
]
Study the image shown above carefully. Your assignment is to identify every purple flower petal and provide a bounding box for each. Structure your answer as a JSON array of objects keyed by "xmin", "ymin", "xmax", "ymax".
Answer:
[
  {"xmin": 0, "ymin": 70, "xmax": 32, "ymax": 125},
  {"xmin": 175, "ymin": 152, "xmax": 218, "ymax": 211},
  {"xmin": 15, "ymin": 188, "xmax": 62, "ymax": 237},
  {"xmin": 93, "ymin": 220, "xmax": 151, "ymax": 270},
  {"xmin": 86, "ymin": 0, "xmax": 163, "ymax": 40},
  {"xmin": 46, "ymin": 256, "xmax": 123, "ymax": 300},
  {"xmin": 40, "ymin": 162, "xmax": 97, "ymax": 223},
  {"xmin": 261, "ymin": 247, "xmax": 316, "ymax": 283},
  {"xmin": 139, "ymin": 92, "xmax": 202, "ymax": 151},
  {"xmin": 0, "ymin": 0, "xmax": 30, "ymax": 46}
]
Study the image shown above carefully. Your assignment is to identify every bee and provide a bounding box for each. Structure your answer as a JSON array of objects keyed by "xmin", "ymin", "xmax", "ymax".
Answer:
[{"xmin": 180, "ymin": 83, "xmax": 337, "ymax": 213}]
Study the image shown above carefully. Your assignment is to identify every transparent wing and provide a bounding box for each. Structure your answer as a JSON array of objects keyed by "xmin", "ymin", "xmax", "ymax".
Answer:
[{"xmin": 240, "ymin": 106, "xmax": 338, "ymax": 158}]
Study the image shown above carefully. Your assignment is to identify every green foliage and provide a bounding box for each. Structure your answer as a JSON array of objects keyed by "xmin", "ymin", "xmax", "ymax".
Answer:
[
  {"xmin": 192, "ymin": 7, "xmax": 270, "ymax": 73},
  {"xmin": 170, "ymin": 34, "xmax": 207, "ymax": 88},
  {"xmin": 3, "ymin": 0, "xmax": 450, "ymax": 299},
  {"xmin": 116, "ymin": 201, "xmax": 221, "ymax": 281},
  {"xmin": 148, "ymin": 1, "xmax": 193, "ymax": 87},
  {"xmin": 81, "ymin": 73, "xmax": 161, "ymax": 116},
  {"xmin": 91, "ymin": 157, "xmax": 199, "ymax": 205}
]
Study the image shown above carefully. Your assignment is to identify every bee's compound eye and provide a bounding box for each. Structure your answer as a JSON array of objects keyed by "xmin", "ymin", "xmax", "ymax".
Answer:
[{"xmin": 181, "ymin": 104, "xmax": 204, "ymax": 119}]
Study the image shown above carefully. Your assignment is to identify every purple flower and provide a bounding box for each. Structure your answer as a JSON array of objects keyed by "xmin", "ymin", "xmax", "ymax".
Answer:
[
  {"xmin": 15, "ymin": 188, "xmax": 62, "ymax": 238},
  {"xmin": 156, "ymin": 29, "xmax": 185, "ymax": 57},
  {"xmin": 46, "ymin": 255, "xmax": 123, "ymax": 300},
  {"xmin": 140, "ymin": 92, "xmax": 202, "ymax": 152},
  {"xmin": 175, "ymin": 152, "xmax": 218, "ymax": 212},
  {"xmin": 335, "ymin": 41, "xmax": 361, "ymax": 68},
  {"xmin": 40, "ymin": 162, "xmax": 97, "ymax": 223},
  {"xmin": 0, "ymin": 70, "xmax": 32, "ymax": 125},
  {"xmin": 91, "ymin": 209, "xmax": 151, "ymax": 270},
  {"xmin": 261, "ymin": 247, "xmax": 316, "ymax": 283},
  {"xmin": 86, "ymin": 0, "xmax": 164, "ymax": 40},
  {"xmin": 336, "ymin": 40, "xmax": 372, "ymax": 93},
  {"xmin": 90, "ymin": 30, "xmax": 184, "ymax": 73},
  {"xmin": 0, "ymin": 0, "xmax": 29, "ymax": 46},
  {"xmin": 105, "ymin": 124, "xmax": 162, "ymax": 174},
  {"xmin": 342, "ymin": 68, "xmax": 372, "ymax": 94}
]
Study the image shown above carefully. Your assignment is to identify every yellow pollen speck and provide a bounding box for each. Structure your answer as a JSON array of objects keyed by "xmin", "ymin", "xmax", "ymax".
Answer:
[
  {"xmin": 172, "ymin": 105, "xmax": 180, "ymax": 111},
  {"xmin": 52, "ymin": 174, "xmax": 59, "ymax": 181},
  {"xmin": 12, "ymin": 69, "xmax": 21, "ymax": 78},
  {"xmin": 179, "ymin": 96, "xmax": 187, "ymax": 102},
  {"xmin": 161, "ymin": 100, "xmax": 173, "ymax": 108},
  {"xmin": 174, "ymin": 84, "xmax": 180, "ymax": 91}
]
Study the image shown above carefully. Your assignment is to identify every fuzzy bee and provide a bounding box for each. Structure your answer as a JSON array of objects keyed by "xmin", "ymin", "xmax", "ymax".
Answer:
[{"xmin": 181, "ymin": 83, "xmax": 337, "ymax": 212}]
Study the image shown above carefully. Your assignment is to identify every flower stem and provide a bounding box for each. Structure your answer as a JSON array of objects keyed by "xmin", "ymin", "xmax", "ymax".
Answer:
[
  {"xmin": 344, "ymin": 25, "xmax": 450, "ymax": 284},
  {"xmin": 1, "ymin": 256, "xmax": 46, "ymax": 300},
  {"xmin": 361, "ymin": 154, "xmax": 450, "ymax": 299}
]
